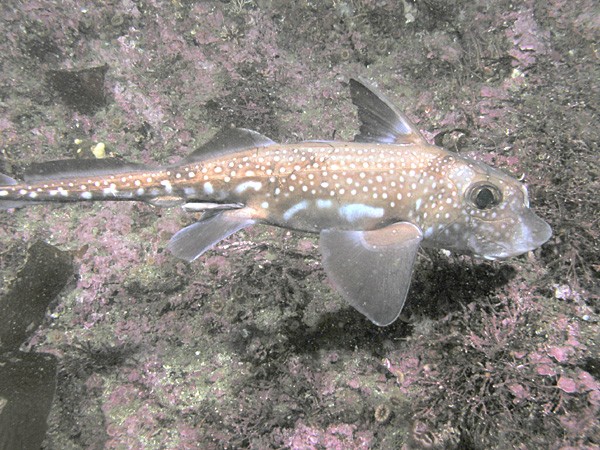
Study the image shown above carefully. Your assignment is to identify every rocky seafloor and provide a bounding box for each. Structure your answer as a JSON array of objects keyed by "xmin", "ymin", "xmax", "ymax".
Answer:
[{"xmin": 0, "ymin": 0, "xmax": 598, "ymax": 448}]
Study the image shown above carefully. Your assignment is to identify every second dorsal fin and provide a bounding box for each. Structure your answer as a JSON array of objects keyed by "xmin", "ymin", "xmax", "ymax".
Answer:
[
  {"xmin": 183, "ymin": 128, "xmax": 275, "ymax": 163},
  {"xmin": 349, "ymin": 77, "xmax": 428, "ymax": 146}
]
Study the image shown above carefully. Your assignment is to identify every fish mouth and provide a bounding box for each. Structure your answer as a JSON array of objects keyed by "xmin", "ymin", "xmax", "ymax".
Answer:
[{"xmin": 482, "ymin": 211, "xmax": 552, "ymax": 260}]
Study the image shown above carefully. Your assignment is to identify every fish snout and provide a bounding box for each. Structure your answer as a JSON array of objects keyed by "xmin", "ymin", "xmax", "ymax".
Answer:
[
  {"xmin": 527, "ymin": 212, "xmax": 553, "ymax": 248},
  {"xmin": 484, "ymin": 210, "xmax": 552, "ymax": 260}
]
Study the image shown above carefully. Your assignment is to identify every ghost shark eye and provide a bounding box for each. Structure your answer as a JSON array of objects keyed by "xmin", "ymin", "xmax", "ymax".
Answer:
[{"xmin": 469, "ymin": 183, "xmax": 502, "ymax": 210}]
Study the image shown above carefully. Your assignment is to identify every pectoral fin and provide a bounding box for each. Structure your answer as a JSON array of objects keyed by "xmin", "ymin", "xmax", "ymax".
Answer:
[
  {"xmin": 167, "ymin": 210, "xmax": 255, "ymax": 262},
  {"xmin": 319, "ymin": 222, "xmax": 423, "ymax": 326}
]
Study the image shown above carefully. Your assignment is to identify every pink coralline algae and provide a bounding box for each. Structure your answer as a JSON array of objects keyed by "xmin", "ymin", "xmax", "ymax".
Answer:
[
  {"xmin": 548, "ymin": 345, "xmax": 574, "ymax": 363},
  {"xmin": 557, "ymin": 375, "xmax": 578, "ymax": 394},
  {"xmin": 505, "ymin": 11, "xmax": 550, "ymax": 69},
  {"xmin": 285, "ymin": 422, "xmax": 373, "ymax": 450},
  {"xmin": 558, "ymin": 371, "xmax": 600, "ymax": 395}
]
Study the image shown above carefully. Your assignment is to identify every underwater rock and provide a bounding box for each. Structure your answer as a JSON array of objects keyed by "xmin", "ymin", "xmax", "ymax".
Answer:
[
  {"xmin": 46, "ymin": 64, "xmax": 109, "ymax": 114},
  {"xmin": 0, "ymin": 240, "xmax": 73, "ymax": 351},
  {"xmin": 0, "ymin": 351, "xmax": 58, "ymax": 450},
  {"xmin": 0, "ymin": 241, "xmax": 71, "ymax": 449}
]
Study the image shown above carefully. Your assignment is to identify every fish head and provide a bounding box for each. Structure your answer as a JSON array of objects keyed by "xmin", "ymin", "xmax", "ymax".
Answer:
[{"xmin": 426, "ymin": 156, "xmax": 552, "ymax": 260}]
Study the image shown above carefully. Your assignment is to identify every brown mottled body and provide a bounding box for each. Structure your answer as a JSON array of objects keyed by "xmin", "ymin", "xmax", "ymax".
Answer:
[
  {"xmin": 1, "ymin": 142, "xmax": 452, "ymax": 228},
  {"xmin": 0, "ymin": 142, "xmax": 449, "ymax": 232}
]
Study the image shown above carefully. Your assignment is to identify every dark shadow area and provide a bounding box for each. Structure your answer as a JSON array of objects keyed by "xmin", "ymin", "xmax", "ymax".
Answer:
[
  {"xmin": 287, "ymin": 257, "xmax": 516, "ymax": 356},
  {"xmin": 46, "ymin": 64, "xmax": 108, "ymax": 114},
  {"xmin": 0, "ymin": 240, "xmax": 73, "ymax": 351},
  {"xmin": 0, "ymin": 241, "xmax": 72, "ymax": 450},
  {"xmin": 0, "ymin": 351, "xmax": 58, "ymax": 450}
]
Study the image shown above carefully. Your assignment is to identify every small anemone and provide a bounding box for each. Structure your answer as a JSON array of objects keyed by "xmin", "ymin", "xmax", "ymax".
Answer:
[
  {"xmin": 374, "ymin": 402, "xmax": 392, "ymax": 424},
  {"xmin": 410, "ymin": 419, "xmax": 460, "ymax": 449}
]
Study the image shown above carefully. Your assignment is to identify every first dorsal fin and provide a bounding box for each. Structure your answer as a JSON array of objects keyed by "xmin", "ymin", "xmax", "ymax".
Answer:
[
  {"xmin": 23, "ymin": 158, "xmax": 150, "ymax": 182},
  {"xmin": 349, "ymin": 77, "xmax": 428, "ymax": 146},
  {"xmin": 183, "ymin": 128, "xmax": 275, "ymax": 163}
]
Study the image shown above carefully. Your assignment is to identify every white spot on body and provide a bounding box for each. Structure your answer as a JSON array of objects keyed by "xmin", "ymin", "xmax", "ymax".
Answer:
[
  {"xmin": 81, "ymin": 191, "xmax": 93, "ymax": 200},
  {"xmin": 339, "ymin": 204, "xmax": 384, "ymax": 222},
  {"xmin": 204, "ymin": 182, "xmax": 214, "ymax": 195},
  {"xmin": 317, "ymin": 199, "xmax": 333, "ymax": 209},
  {"xmin": 283, "ymin": 200, "xmax": 309, "ymax": 221},
  {"xmin": 160, "ymin": 180, "xmax": 173, "ymax": 193},
  {"xmin": 102, "ymin": 183, "xmax": 118, "ymax": 197},
  {"xmin": 235, "ymin": 181, "xmax": 263, "ymax": 194}
]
